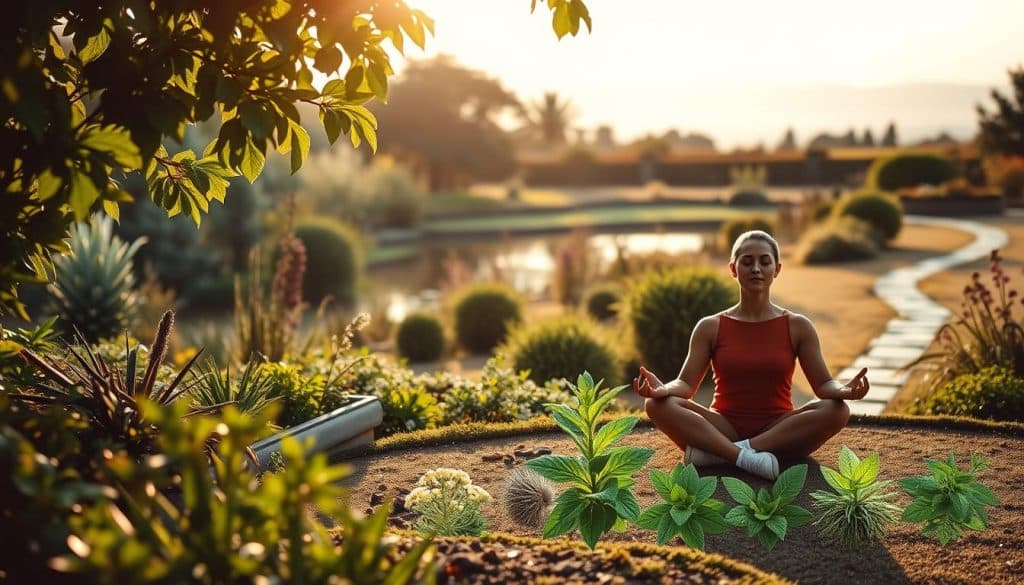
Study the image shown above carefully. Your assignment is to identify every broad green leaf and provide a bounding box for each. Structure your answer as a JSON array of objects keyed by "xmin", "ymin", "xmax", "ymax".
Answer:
[
  {"xmin": 36, "ymin": 169, "xmax": 63, "ymax": 200},
  {"xmin": 678, "ymin": 464, "xmax": 700, "ymax": 494},
  {"xmin": 80, "ymin": 125, "xmax": 143, "ymax": 169},
  {"xmin": 772, "ymin": 464, "xmax": 807, "ymax": 503},
  {"xmin": 69, "ymin": 171, "xmax": 100, "ymax": 220},
  {"xmin": 963, "ymin": 482, "xmax": 1000, "ymax": 506},
  {"xmin": 669, "ymin": 484, "xmax": 685, "ymax": 502},
  {"xmin": 613, "ymin": 489, "xmax": 640, "ymax": 521},
  {"xmin": 820, "ymin": 466, "xmax": 850, "ymax": 492},
  {"xmin": 694, "ymin": 505, "xmax": 731, "ymax": 535},
  {"xmin": 649, "ymin": 469, "xmax": 674, "ymax": 501},
  {"xmin": 239, "ymin": 137, "xmax": 265, "ymax": 183},
  {"xmin": 526, "ymin": 454, "xmax": 588, "ymax": 485},
  {"xmin": 102, "ymin": 199, "xmax": 120, "ymax": 221},
  {"xmin": 951, "ymin": 493, "xmax": 971, "ymax": 522},
  {"xmin": 575, "ymin": 372, "xmax": 596, "ymax": 406},
  {"xmin": 598, "ymin": 446, "xmax": 653, "ymax": 481},
  {"xmin": 636, "ymin": 503, "xmax": 671, "ymax": 530},
  {"xmin": 722, "ymin": 477, "xmax": 754, "ymax": 505},
  {"xmin": 543, "ymin": 488, "xmax": 586, "ymax": 538},
  {"xmin": 900, "ymin": 476, "xmax": 937, "ymax": 497},
  {"xmin": 591, "ymin": 416, "xmax": 637, "ymax": 455},
  {"xmin": 765, "ymin": 515, "xmax": 787, "ymax": 540},
  {"xmin": 670, "ymin": 506, "xmax": 693, "ymax": 526},
  {"xmin": 693, "ymin": 475, "xmax": 717, "ymax": 504},
  {"xmin": 965, "ymin": 513, "xmax": 986, "ymax": 531},
  {"xmin": 313, "ymin": 46, "xmax": 343, "ymax": 73},
  {"xmin": 901, "ymin": 499, "xmax": 937, "ymax": 523},
  {"xmin": 678, "ymin": 519, "xmax": 705, "ymax": 550},
  {"xmin": 579, "ymin": 502, "xmax": 616, "ymax": 550},
  {"xmin": 588, "ymin": 479, "xmax": 619, "ymax": 504},
  {"xmin": 289, "ymin": 122, "xmax": 310, "ymax": 174},
  {"xmin": 782, "ymin": 504, "xmax": 813, "ymax": 527},
  {"xmin": 852, "ymin": 453, "xmax": 880, "ymax": 485},
  {"xmin": 757, "ymin": 529, "xmax": 779, "ymax": 551},
  {"xmin": 548, "ymin": 403, "xmax": 587, "ymax": 441},
  {"xmin": 655, "ymin": 513, "xmax": 676, "ymax": 545},
  {"xmin": 724, "ymin": 506, "xmax": 749, "ymax": 527},
  {"xmin": 838, "ymin": 445, "xmax": 860, "ymax": 477},
  {"xmin": 587, "ymin": 383, "xmax": 626, "ymax": 418},
  {"xmin": 79, "ymin": 24, "xmax": 111, "ymax": 64}
]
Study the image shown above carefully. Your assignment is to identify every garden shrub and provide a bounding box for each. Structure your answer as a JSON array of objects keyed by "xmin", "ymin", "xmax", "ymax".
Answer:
[
  {"xmin": 395, "ymin": 312, "xmax": 446, "ymax": 363},
  {"xmin": 259, "ymin": 361, "xmax": 323, "ymax": 429},
  {"xmin": 796, "ymin": 217, "xmax": 879, "ymax": 264},
  {"xmin": 717, "ymin": 216, "xmax": 775, "ymax": 254},
  {"xmin": 868, "ymin": 153, "xmax": 959, "ymax": 191},
  {"xmin": 582, "ymin": 282, "xmax": 622, "ymax": 321},
  {"xmin": 728, "ymin": 189, "xmax": 769, "ymax": 206},
  {"xmin": 181, "ymin": 274, "xmax": 235, "ymax": 310},
  {"xmin": 501, "ymin": 313, "xmax": 621, "ymax": 386},
  {"xmin": 1000, "ymin": 167, "xmax": 1024, "ymax": 202},
  {"xmin": 376, "ymin": 385, "xmax": 441, "ymax": 436},
  {"xmin": 361, "ymin": 165, "xmax": 425, "ymax": 229},
  {"xmin": 912, "ymin": 365, "xmax": 1024, "ymax": 422},
  {"xmin": 452, "ymin": 283, "xmax": 523, "ymax": 353},
  {"xmin": 832, "ymin": 190, "xmax": 903, "ymax": 244},
  {"xmin": 624, "ymin": 268, "xmax": 736, "ymax": 380},
  {"xmin": 294, "ymin": 218, "xmax": 363, "ymax": 306}
]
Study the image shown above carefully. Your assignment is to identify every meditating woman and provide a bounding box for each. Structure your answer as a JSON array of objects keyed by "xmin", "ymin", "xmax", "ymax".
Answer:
[{"xmin": 633, "ymin": 230, "xmax": 870, "ymax": 480}]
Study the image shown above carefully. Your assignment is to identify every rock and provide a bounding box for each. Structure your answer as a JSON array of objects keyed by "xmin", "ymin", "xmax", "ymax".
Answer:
[
  {"xmin": 534, "ymin": 446, "xmax": 552, "ymax": 456},
  {"xmin": 502, "ymin": 455, "xmax": 516, "ymax": 467},
  {"xmin": 370, "ymin": 492, "xmax": 385, "ymax": 506},
  {"xmin": 482, "ymin": 452, "xmax": 504, "ymax": 462}
]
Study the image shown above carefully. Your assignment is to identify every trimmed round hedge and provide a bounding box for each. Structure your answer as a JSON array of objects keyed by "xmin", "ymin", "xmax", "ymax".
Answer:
[
  {"xmin": 501, "ymin": 313, "xmax": 621, "ymax": 386},
  {"xmin": 868, "ymin": 153, "xmax": 959, "ymax": 191},
  {"xmin": 796, "ymin": 217, "xmax": 879, "ymax": 264},
  {"xmin": 395, "ymin": 312, "xmax": 446, "ymax": 363},
  {"xmin": 914, "ymin": 365, "xmax": 1024, "ymax": 422},
  {"xmin": 624, "ymin": 267, "xmax": 736, "ymax": 381},
  {"xmin": 582, "ymin": 283, "xmax": 622, "ymax": 321},
  {"xmin": 832, "ymin": 191, "xmax": 903, "ymax": 243},
  {"xmin": 452, "ymin": 283, "xmax": 523, "ymax": 353},
  {"xmin": 294, "ymin": 218, "xmax": 362, "ymax": 306},
  {"xmin": 728, "ymin": 190, "xmax": 769, "ymax": 206}
]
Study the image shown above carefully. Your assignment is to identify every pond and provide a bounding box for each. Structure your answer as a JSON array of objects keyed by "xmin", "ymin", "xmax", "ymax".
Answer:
[{"xmin": 366, "ymin": 230, "xmax": 711, "ymax": 323}]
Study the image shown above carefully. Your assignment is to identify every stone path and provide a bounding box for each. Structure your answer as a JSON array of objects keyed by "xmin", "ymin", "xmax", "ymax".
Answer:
[{"xmin": 836, "ymin": 216, "xmax": 1009, "ymax": 415}]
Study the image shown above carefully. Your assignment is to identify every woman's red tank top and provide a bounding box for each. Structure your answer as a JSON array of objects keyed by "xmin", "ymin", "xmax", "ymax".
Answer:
[{"xmin": 709, "ymin": 314, "xmax": 796, "ymax": 418}]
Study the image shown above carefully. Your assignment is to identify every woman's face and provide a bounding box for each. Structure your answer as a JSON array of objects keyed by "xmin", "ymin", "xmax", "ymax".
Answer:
[{"xmin": 729, "ymin": 239, "xmax": 780, "ymax": 291}]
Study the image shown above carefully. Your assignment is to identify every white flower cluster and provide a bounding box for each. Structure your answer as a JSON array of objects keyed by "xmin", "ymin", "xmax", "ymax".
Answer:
[{"xmin": 404, "ymin": 467, "xmax": 492, "ymax": 511}]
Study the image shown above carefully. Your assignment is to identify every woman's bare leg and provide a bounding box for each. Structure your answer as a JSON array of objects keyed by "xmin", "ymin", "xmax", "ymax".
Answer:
[
  {"xmin": 747, "ymin": 399, "xmax": 850, "ymax": 459},
  {"xmin": 645, "ymin": 397, "xmax": 743, "ymax": 462}
]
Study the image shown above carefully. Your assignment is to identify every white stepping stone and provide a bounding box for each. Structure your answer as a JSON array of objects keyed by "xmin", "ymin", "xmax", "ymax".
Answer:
[
  {"xmin": 870, "ymin": 333, "xmax": 937, "ymax": 347},
  {"xmin": 848, "ymin": 401, "xmax": 885, "ymax": 416},
  {"xmin": 837, "ymin": 367, "xmax": 908, "ymax": 387}
]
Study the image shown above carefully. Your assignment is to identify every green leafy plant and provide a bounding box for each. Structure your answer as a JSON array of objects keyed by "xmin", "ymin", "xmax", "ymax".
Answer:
[
  {"xmin": 188, "ymin": 358, "xmax": 279, "ymax": 420},
  {"xmin": 900, "ymin": 452, "xmax": 1001, "ymax": 545},
  {"xmin": 912, "ymin": 365, "xmax": 1024, "ymax": 422},
  {"xmin": 0, "ymin": 316, "xmax": 60, "ymax": 387},
  {"xmin": 809, "ymin": 446, "xmax": 902, "ymax": 548},
  {"xmin": 501, "ymin": 313, "xmax": 621, "ymax": 386},
  {"xmin": 722, "ymin": 464, "xmax": 813, "ymax": 550},
  {"xmin": 395, "ymin": 312, "xmax": 446, "ymax": 363},
  {"xmin": 636, "ymin": 463, "xmax": 731, "ymax": 549},
  {"xmin": 831, "ymin": 190, "xmax": 903, "ymax": 244},
  {"xmin": 452, "ymin": 283, "xmax": 523, "ymax": 353},
  {"xmin": 404, "ymin": 467, "xmax": 492, "ymax": 536},
  {"xmin": 526, "ymin": 372, "xmax": 654, "ymax": 550}
]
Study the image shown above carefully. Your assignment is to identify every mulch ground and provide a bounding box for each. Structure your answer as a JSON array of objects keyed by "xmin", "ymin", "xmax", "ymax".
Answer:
[{"xmin": 338, "ymin": 420, "xmax": 1024, "ymax": 585}]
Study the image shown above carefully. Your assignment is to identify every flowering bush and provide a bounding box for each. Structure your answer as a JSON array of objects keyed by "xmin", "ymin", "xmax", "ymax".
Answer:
[
  {"xmin": 913, "ymin": 250, "xmax": 1024, "ymax": 387},
  {"xmin": 405, "ymin": 468, "xmax": 492, "ymax": 536}
]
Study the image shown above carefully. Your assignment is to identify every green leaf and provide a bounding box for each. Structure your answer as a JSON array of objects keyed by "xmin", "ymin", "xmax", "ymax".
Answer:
[
  {"xmin": 587, "ymin": 383, "xmax": 626, "ymax": 418},
  {"xmin": 579, "ymin": 502, "xmax": 617, "ymax": 550},
  {"xmin": 313, "ymin": 46, "xmax": 343, "ymax": 73},
  {"xmin": 782, "ymin": 504, "xmax": 813, "ymax": 527},
  {"xmin": 678, "ymin": 520, "xmax": 705, "ymax": 550},
  {"xmin": 526, "ymin": 455, "xmax": 589, "ymax": 485},
  {"xmin": 36, "ymin": 169, "xmax": 63, "ymax": 200},
  {"xmin": 902, "ymin": 499, "xmax": 937, "ymax": 523},
  {"xmin": 757, "ymin": 529, "xmax": 780, "ymax": 551},
  {"xmin": 588, "ymin": 479, "xmax": 619, "ymax": 505},
  {"xmin": 820, "ymin": 466, "xmax": 850, "ymax": 492},
  {"xmin": 649, "ymin": 469, "xmax": 674, "ymax": 501},
  {"xmin": 548, "ymin": 404, "xmax": 587, "ymax": 441},
  {"xmin": 852, "ymin": 452, "xmax": 880, "ymax": 485},
  {"xmin": 765, "ymin": 515, "xmax": 788, "ymax": 540},
  {"xmin": 694, "ymin": 505, "xmax": 731, "ymax": 535},
  {"xmin": 552, "ymin": 1, "xmax": 571, "ymax": 38},
  {"xmin": 80, "ymin": 125, "xmax": 143, "ymax": 169},
  {"xmin": 772, "ymin": 464, "xmax": 807, "ymax": 503},
  {"xmin": 670, "ymin": 506, "xmax": 693, "ymax": 526},
  {"xmin": 69, "ymin": 171, "xmax": 100, "ymax": 220},
  {"xmin": 613, "ymin": 489, "xmax": 640, "ymax": 521},
  {"xmin": 838, "ymin": 445, "xmax": 860, "ymax": 477},
  {"xmin": 591, "ymin": 416, "xmax": 637, "ymax": 455},
  {"xmin": 724, "ymin": 506, "xmax": 749, "ymax": 527},
  {"xmin": 722, "ymin": 477, "xmax": 754, "ymax": 505},
  {"xmin": 636, "ymin": 503, "xmax": 671, "ymax": 530},
  {"xmin": 693, "ymin": 475, "xmax": 718, "ymax": 504},
  {"xmin": 79, "ymin": 24, "xmax": 111, "ymax": 64},
  {"xmin": 543, "ymin": 488, "xmax": 586, "ymax": 538},
  {"xmin": 655, "ymin": 513, "xmax": 677, "ymax": 545},
  {"xmin": 964, "ymin": 482, "xmax": 1000, "ymax": 506},
  {"xmin": 900, "ymin": 476, "xmax": 938, "ymax": 497},
  {"xmin": 678, "ymin": 464, "xmax": 701, "ymax": 494},
  {"xmin": 102, "ymin": 199, "xmax": 120, "ymax": 221},
  {"xmin": 239, "ymin": 137, "xmax": 266, "ymax": 183},
  {"xmin": 289, "ymin": 122, "xmax": 310, "ymax": 174},
  {"xmin": 598, "ymin": 447, "xmax": 653, "ymax": 481}
]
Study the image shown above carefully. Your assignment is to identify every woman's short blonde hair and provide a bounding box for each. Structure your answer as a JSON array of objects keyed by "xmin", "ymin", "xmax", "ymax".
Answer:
[{"xmin": 730, "ymin": 230, "xmax": 780, "ymax": 264}]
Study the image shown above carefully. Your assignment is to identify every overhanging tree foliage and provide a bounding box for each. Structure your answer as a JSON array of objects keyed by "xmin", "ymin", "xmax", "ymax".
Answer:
[
  {"xmin": 977, "ymin": 67, "xmax": 1024, "ymax": 158},
  {"xmin": 0, "ymin": 0, "xmax": 591, "ymax": 319}
]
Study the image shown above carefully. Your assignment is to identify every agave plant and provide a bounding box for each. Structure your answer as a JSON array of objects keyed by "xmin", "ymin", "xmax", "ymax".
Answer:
[
  {"xmin": 12, "ymin": 310, "xmax": 211, "ymax": 459},
  {"xmin": 47, "ymin": 213, "xmax": 146, "ymax": 343},
  {"xmin": 188, "ymin": 357, "xmax": 279, "ymax": 418}
]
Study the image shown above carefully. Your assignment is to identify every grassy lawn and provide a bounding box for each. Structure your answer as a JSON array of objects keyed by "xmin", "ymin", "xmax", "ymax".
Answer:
[{"xmin": 424, "ymin": 204, "xmax": 774, "ymax": 233}]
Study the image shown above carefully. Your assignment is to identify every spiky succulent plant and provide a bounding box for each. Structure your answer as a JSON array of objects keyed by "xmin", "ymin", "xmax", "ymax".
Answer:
[{"xmin": 47, "ymin": 214, "xmax": 145, "ymax": 342}]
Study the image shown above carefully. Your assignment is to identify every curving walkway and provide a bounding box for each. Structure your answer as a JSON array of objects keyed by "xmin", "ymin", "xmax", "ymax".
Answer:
[{"xmin": 836, "ymin": 215, "xmax": 1009, "ymax": 415}]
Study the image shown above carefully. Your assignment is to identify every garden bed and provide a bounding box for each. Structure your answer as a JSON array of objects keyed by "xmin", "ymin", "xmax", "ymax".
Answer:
[
  {"xmin": 339, "ymin": 417, "xmax": 1024, "ymax": 584},
  {"xmin": 898, "ymin": 194, "xmax": 1005, "ymax": 216}
]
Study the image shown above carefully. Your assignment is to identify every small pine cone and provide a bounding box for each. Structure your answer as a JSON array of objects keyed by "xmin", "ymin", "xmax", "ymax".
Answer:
[{"xmin": 504, "ymin": 467, "xmax": 554, "ymax": 528}]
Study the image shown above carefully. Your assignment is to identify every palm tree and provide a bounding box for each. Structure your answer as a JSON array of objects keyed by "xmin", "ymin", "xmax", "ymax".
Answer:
[{"xmin": 526, "ymin": 91, "xmax": 576, "ymax": 146}]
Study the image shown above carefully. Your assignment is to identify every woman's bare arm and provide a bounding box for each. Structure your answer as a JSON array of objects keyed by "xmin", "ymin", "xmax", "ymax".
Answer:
[{"xmin": 793, "ymin": 314, "xmax": 870, "ymax": 400}]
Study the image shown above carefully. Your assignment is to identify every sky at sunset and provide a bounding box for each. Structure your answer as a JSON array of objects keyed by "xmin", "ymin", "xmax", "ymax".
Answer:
[{"xmin": 394, "ymin": 0, "xmax": 1023, "ymax": 149}]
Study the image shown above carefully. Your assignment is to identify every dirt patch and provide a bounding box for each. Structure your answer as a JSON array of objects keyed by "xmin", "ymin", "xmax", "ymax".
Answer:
[{"xmin": 339, "ymin": 421, "xmax": 1024, "ymax": 585}]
